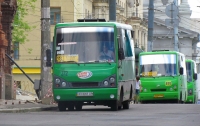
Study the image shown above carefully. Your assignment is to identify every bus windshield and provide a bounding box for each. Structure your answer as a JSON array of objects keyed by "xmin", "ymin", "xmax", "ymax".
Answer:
[
  {"xmin": 139, "ymin": 54, "xmax": 177, "ymax": 77},
  {"xmin": 55, "ymin": 27, "xmax": 115, "ymax": 63},
  {"xmin": 186, "ymin": 62, "xmax": 192, "ymax": 82}
]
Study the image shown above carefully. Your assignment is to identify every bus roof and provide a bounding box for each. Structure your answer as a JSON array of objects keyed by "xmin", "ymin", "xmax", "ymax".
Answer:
[
  {"xmin": 139, "ymin": 51, "xmax": 185, "ymax": 56},
  {"xmin": 54, "ymin": 22, "xmax": 133, "ymax": 30},
  {"xmin": 186, "ymin": 59, "xmax": 196, "ymax": 63}
]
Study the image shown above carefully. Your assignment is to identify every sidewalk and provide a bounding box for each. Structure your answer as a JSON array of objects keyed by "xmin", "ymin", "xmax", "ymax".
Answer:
[{"xmin": 0, "ymin": 93, "xmax": 57, "ymax": 113}]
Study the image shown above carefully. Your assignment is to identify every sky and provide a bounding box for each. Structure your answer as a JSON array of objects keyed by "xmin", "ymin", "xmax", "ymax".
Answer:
[{"xmin": 188, "ymin": 0, "xmax": 200, "ymax": 18}]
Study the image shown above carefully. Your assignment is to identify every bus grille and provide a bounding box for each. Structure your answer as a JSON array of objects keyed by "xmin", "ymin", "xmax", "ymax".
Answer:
[
  {"xmin": 151, "ymin": 89, "xmax": 166, "ymax": 92},
  {"xmin": 72, "ymin": 82, "xmax": 99, "ymax": 87}
]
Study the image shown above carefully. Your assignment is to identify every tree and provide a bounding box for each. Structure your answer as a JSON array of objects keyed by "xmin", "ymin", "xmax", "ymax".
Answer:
[{"xmin": 12, "ymin": 0, "xmax": 37, "ymax": 53}]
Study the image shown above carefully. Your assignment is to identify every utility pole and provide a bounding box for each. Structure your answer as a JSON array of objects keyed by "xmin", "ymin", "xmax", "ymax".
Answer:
[
  {"xmin": 41, "ymin": 0, "xmax": 52, "ymax": 104},
  {"xmin": 147, "ymin": 0, "xmax": 154, "ymax": 52},
  {"xmin": 173, "ymin": 0, "xmax": 179, "ymax": 52},
  {"xmin": 109, "ymin": 0, "xmax": 116, "ymax": 21}
]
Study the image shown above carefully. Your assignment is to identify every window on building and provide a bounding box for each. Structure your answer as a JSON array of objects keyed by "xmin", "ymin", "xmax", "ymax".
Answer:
[
  {"xmin": 50, "ymin": 7, "xmax": 61, "ymax": 25},
  {"xmin": 14, "ymin": 42, "xmax": 19, "ymax": 60}
]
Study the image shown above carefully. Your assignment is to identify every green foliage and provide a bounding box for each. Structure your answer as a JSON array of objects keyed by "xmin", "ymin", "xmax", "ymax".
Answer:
[{"xmin": 12, "ymin": 0, "xmax": 37, "ymax": 44}]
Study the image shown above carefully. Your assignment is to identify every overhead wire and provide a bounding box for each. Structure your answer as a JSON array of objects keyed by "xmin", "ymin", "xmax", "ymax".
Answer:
[{"xmin": 22, "ymin": 2, "xmax": 200, "ymax": 35}]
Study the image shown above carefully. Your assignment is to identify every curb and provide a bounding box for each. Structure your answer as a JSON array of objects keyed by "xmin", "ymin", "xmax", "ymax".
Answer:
[{"xmin": 0, "ymin": 106, "xmax": 58, "ymax": 113}]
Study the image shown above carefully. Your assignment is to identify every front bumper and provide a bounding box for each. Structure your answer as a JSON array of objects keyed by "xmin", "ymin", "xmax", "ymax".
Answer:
[{"xmin": 53, "ymin": 88, "xmax": 118, "ymax": 101}]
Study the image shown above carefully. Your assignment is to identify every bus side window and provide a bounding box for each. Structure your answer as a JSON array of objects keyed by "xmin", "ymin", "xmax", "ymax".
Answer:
[
  {"xmin": 125, "ymin": 30, "xmax": 133, "ymax": 57},
  {"xmin": 117, "ymin": 28, "xmax": 122, "ymax": 48},
  {"xmin": 117, "ymin": 28, "xmax": 125, "ymax": 60},
  {"xmin": 121, "ymin": 29, "xmax": 126, "ymax": 57},
  {"xmin": 178, "ymin": 55, "xmax": 180, "ymax": 74}
]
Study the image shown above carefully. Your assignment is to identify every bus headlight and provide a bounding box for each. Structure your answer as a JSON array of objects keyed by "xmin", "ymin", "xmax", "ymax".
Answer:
[
  {"xmin": 56, "ymin": 95, "xmax": 61, "ymax": 100},
  {"xmin": 55, "ymin": 78, "xmax": 61, "ymax": 84},
  {"xmin": 103, "ymin": 81, "xmax": 109, "ymax": 86},
  {"xmin": 61, "ymin": 82, "xmax": 67, "ymax": 87},
  {"xmin": 110, "ymin": 94, "xmax": 114, "ymax": 99},
  {"xmin": 109, "ymin": 77, "xmax": 115, "ymax": 83}
]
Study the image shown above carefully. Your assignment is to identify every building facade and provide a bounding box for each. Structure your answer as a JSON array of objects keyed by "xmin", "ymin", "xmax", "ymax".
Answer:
[
  {"xmin": 0, "ymin": 0, "xmax": 17, "ymax": 99},
  {"xmin": 143, "ymin": 0, "xmax": 200, "ymax": 60},
  {"xmin": 13, "ymin": 0, "xmax": 147, "ymax": 94}
]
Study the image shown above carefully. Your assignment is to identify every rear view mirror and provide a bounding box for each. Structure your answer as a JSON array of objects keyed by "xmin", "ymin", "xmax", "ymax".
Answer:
[
  {"xmin": 179, "ymin": 67, "xmax": 183, "ymax": 75},
  {"xmin": 118, "ymin": 48, "xmax": 125, "ymax": 60},
  {"xmin": 194, "ymin": 73, "xmax": 197, "ymax": 80},
  {"xmin": 46, "ymin": 49, "xmax": 52, "ymax": 67}
]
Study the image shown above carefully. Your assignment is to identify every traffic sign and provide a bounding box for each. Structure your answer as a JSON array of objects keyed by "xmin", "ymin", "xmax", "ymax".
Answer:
[{"xmin": 165, "ymin": 4, "xmax": 179, "ymax": 18}]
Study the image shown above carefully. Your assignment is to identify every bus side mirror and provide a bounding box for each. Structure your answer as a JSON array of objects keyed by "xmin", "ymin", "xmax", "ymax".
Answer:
[
  {"xmin": 194, "ymin": 73, "xmax": 197, "ymax": 80},
  {"xmin": 46, "ymin": 49, "xmax": 52, "ymax": 67},
  {"xmin": 118, "ymin": 48, "xmax": 125, "ymax": 60},
  {"xmin": 179, "ymin": 67, "xmax": 183, "ymax": 75}
]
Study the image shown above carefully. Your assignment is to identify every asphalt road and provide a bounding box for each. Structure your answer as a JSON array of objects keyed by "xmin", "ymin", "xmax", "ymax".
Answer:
[{"xmin": 0, "ymin": 104, "xmax": 200, "ymax": 126}]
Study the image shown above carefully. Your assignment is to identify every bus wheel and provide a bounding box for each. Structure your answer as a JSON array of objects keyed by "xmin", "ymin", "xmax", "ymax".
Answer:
[
  {"xmin": 75, "ymin": 104, "xmax": 82, "ymax": 111},
  {"xmin": 178, "ymin": 99, "xmax": 182, "ymax": 104},
  {"xmin": 111, "ymin": 100, "xmax": 118, "ymax": 111},
  {"xmin": 58, "ymin": 102, "xmax": 66, "ymax": 111},
  {"xmin": 129, "ymin": 87, "xmax": 133, "ymax": 100},
  {"xmin": 68, "ymin": 105, "xmax": 75, "ymax": 111},
  {"xmin": 123, "ymin": 101, "xmax": 129, "ymax": 109},
  {"xmin": 178, "ymin": 93, "xmax": 183, "ymax": 104},
  {"xmin": 194, "ymin": 97, "xmax": 196, "ymax": 104},
  {"xmin": 118, "ymin": 106, "xmax": 122, "ymax": 110}
]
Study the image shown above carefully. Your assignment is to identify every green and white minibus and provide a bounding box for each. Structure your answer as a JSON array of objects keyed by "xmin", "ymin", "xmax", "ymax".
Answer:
[
  {"xmin": 185, "ymin": 59, "xmax": 198, "ymax": 103},
  {"xmin": 139, "ymin": 51, "xmax": 187, "ymax": 103},
  {"xmin": 47, "ymin": 19, "xmax": 136, "ymax": 111}
]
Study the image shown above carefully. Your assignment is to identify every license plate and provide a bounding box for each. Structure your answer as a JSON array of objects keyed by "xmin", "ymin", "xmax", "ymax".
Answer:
[
  {"xmin": 77, "ymin": 92, "xmax": 93, "ymax": 97},
  {"xmin": 154, "ymin": 94, "xmax": 164, "ymax": 98}
]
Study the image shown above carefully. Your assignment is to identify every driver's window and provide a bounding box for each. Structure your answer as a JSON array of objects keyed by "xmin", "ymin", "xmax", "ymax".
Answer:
[
  {"xmin": 117, "ymin": 28, "xmax": 123, "ymax": 48},
  {"xmin": 121, "ymin": 29, "xmax": 126, "ymax": 56}
]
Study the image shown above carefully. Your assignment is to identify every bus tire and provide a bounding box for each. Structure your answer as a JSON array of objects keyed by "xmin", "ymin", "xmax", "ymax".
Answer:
[
  {"xmin": 118, "ymin": 89, "xmax": 123, "ymax": 109},
  {"xmin": 111, "ymin": 100, "xmax": 118, "ymax": 111},
  {"xmin": 194, "ymin": 97, "xmax": 196, "ymax": 104},
  {"xmin": 58, "ymin": 102, "xmax": 66, "ymax": 111},
  {"xmin": 178, "ymin": 93, "xmax": 183, "ymax": 104},
  {"xmin": 123, "ymin": 101, "xmax": 129, "ymax": 109},
  {"xmin": 68, "ymin": 105, "xmax": 75, "ymax": 111},
  {"xmin": 75, "ymin": 104, "xmax": 82, "ymax": 111},
  {"xmin": 118, "ymin": 106, "xmax": 122, "ymax": 110},
  {"xmin": 129, "ymin": 87, "xmax": 133, "ymax": 100}
]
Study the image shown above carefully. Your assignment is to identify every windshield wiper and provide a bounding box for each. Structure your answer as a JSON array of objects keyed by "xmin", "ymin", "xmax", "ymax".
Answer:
[
  {"xmin": 168, "ymin": 75, "xmax": 175, "ymax": 78},
  {"xmin": 162, "ymin": 74, "xmax": 175, "ymax": 78},
  {"xmin": 105, "ymin": 60, "xmax": 111, "ymax": 65},
  {"xmin": 87, "ymin": 60, "xmax": 111, "ymax": 65},
  {"xmin": 87, "ymin": 60, "xmax": 100, "ymax": 63}
]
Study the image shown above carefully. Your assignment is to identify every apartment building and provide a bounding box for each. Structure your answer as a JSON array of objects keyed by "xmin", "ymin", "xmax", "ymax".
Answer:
[{"xmin": 12, "ymin": 0, "xmax": 147, "ymax": 94}]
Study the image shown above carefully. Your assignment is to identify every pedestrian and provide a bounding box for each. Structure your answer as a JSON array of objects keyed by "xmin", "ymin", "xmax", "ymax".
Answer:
[{"xmin": 134, "ymin": 76, "xmax": 141, "ymax": 104}]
